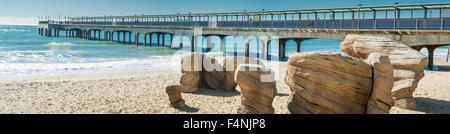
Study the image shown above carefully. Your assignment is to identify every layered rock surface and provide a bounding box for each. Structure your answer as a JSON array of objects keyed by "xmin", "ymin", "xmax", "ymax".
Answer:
[
  {"xmin": 341, "ymin": 34, "xmax": 428, "ymax": 109},
  {"xmin": 365, "ymin": 53, "xmax": 395, "ymax": 114},
  {"xmin": 222, "ymin": 57, "xmax": 265, "ymax": 91},
  {"xmin": 236, "ymin": 64, "xmax": 277, "ymax": 114},
  {"xmin": 286, "ymin": 52, "xmax": 374, "ymax": 114}
]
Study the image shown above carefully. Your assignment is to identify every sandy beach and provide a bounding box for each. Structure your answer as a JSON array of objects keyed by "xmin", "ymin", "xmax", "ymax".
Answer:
[{"xmin": 0, "ymin": 58, "xmax": 449, "ymax": 114}]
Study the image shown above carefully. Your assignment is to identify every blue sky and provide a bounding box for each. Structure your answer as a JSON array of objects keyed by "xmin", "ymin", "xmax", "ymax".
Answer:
[{"xmin": 0, "ymin": 0, "xmax": 448, "ymax": 25}]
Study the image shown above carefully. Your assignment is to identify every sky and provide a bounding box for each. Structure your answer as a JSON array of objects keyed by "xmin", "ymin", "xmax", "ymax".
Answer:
[{"xmin": 0, "ymin": 0, "xmax": 448, "ymax": 25}]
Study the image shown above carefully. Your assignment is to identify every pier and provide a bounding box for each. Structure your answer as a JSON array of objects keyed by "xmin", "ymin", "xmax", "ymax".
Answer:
[{"xmin": 37, "ymin": 3, "xmax": 450, "ymax": 69}]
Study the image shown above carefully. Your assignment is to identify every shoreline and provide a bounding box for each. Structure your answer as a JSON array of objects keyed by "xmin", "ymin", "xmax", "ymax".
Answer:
[{"xmin": 0, "ymin": 58, "xmax": 448, "ymax": 114}]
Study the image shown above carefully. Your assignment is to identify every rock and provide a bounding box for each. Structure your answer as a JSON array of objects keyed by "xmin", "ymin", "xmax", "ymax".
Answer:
[
  {"xmin": 181, "ymin": 52, "xmax": 204, "ymax": 73},
  {"xmin": 166, "ymin": 85, "xmax": 186, "ymax": 108},
  {"xmin": 179, "ymin": 53, "xmax": 204, "ymax": 93},
  {"xmin": 221, "ymin": 57, "xmax": 265, "ymax": 91},
  {"xmin": 202, "ymin": 55, "xmax": 226, "ymax": 90},
  {"xmin": 341, "ymin": 34, "xmax": 428, "ymax": 109},
  {"xmin": 179, "ymin": 72, "xmax": 201, "ymax": 93},
  {"xmin": 364, "ymin": 53, "xmax": 395, "ymax": 114},
  {"xmin": 236, "ymin": 64, "xmax": 276, "ymax": 114},
  {"xmin": 286, "ymin": 52, "xmax": 373, "ymax": 114}
]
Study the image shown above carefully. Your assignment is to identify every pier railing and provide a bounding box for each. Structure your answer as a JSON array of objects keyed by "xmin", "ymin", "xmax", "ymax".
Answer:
[{"xmin": 41, "ymin": 18, "xmax": 450, "ymax": 30}]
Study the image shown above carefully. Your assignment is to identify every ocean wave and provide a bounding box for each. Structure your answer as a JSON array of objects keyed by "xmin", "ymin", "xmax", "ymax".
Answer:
[
  {"xmin": 0, "ymin": 29, "xmax": 31, "ymax": 32},
  {"xmin": 44, "ymin": 42, "xmax": 74, "ymax": 47},
  {"xmin": 0, "ymin": 55, "xmax": 183, "ymax": 77}
]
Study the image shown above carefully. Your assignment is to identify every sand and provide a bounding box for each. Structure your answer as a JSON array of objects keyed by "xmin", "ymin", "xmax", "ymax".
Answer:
[{"xmin": 0, "ymin": 59, "xmax": 449, "ymax": 114}]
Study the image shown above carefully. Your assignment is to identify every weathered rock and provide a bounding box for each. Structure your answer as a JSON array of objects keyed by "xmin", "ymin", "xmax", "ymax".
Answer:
[
  {"xmin": 341, "ymin": 34, "xmax": 428, "ymax": 109},
  {"xmin": 365, "ymin": 53, "xmax": 395, "ymax": 114},
  {"xmin": 221, "ymin": 57, "xmax": 265, "ymax": 91},
  {"xmin": 202, "ymin": 55, "xmax": 226, "ymax": 90},
  {"xmin": 179, "ymin": 72, "xmax": 201, "ymax": 93},
  {"xmin": 286, "ymin": 52, "xmax": 373, "ymax": 114},
  {"xmin": 236, "ymin": 64, "xmax": 276, "ymax": 114},
  {"xmin": 179, "ymin": 53, "xmax": 204, "ymax": 93},
  {"xmin": 166, "ymin": 85, "xmax": 186, "ymax": 108}
]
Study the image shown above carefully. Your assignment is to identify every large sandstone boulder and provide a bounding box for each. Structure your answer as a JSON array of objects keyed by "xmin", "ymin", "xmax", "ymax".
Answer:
[
  {"xmin": 341, "ymin": 34, "xmax": 428, "ymax": 109},
  {"xmin": 177, "ymin": 53, "xmax": 264, "ymax": 92},
  {"xmin": 365, "ymin": 53, "xmax": 395, "ymax": 114},
  {"xmin": 236, "ymin": 64, "xmax": 277, "ymax": 114},
  {"xmin": 286, "ymin": 52, "xmax": 373, "ymax": 114},
  {"xmin": 179, "ymin": 52, "xmax": 204, "ymax": 93},
  {"xmin": 202, "ymin": 56, "xmax": 226, "ymax": 90},
  {"xmin": 221, "ymin": 57, "xmax": 265, "ymax": 91}
]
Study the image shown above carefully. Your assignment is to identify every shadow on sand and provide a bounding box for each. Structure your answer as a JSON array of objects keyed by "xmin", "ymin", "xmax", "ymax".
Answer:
[
  {"xmin": 436, "ymin": 65, "xmax": 450, "ymax": 72},
  {"xmin": 190, "ymin": 89, "xmax": 290, "ymax": 97},
  {"xmin": 176, "ymin": 105, "xmax": 200, "ymax": 113},
  {"xmin": 191, "ymin": 89, "xmax": 241, "ymax": 97},
  {"xmin": 414, "ymin": 97, "xmax": 450, "ymax": 114}
]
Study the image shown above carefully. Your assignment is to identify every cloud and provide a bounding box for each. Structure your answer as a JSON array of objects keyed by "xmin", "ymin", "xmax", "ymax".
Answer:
[{"xmin": 0, "ymin": 16, "xmax": 38, "ymax": 26}]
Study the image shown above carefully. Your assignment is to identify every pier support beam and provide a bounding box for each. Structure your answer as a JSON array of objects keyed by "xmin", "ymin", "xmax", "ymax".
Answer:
[
  {"xmin": 219, "ymin": 36, "xmax": 225, "ymax": 52},
  {"xmin": 206, "ymin": 36, "xmax": 212, "ymax": 52},
  {"xmin": 135, "ymin": 33, "xmax": 139, "ymax": 45},
  {"xmin": 262, "ymin": 40, "xmax": 269, "ymax": 60},
  {"xmin": 94, "ymin": 31, "xmax": 97, "ymax": 40},
  {"xmin": 279, "ymin": 39, "xmax": 287, "ymax": 61},
  {"xmin": 245, "ymin": 40, "xmax": 250, "ymax": 57},
  {"xmin": 162, "ymin": 34, "xmax": 165, "ymax": 47},
  {"xmin": 179, "ymin": 35, "xmax": 184, "ymax": 51},
  {"xmin": 149, "ymin": 33, "xmax": 153, "ymax": 46},
  {"xmin": 122, "ymin": 32, "xmax": 126, "ymax": 44},
  {"xmin": 144, "ymin": 33, "xmax": 147, "ymax": 46},
  {"xmin": 157, "ymin": 33, "xmax": 161, "ymax": 46},
  {"xmin": 447, "ymin": 45, "xmax": 449, "ymax": 63},
  {"xmin": 427, "ymin": 46, "xmax": 437, "ymax": 70},
  {"xmin": 170, "ymin": 34, "xmax": 173, "ymax": 48},
  {"xmin": 191, "ymin": 36, "xmax": 198, "ymax": 52},
  {"xmin": 117, "ymin": 32, "xmax": 120, "ymax": 42},
  {"xmin": 129, "ymin": 32, "xmax": 132, "ymax": 44}
]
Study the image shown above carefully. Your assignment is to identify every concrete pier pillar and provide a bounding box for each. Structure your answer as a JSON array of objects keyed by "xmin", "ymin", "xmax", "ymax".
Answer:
[
  {"xmin": 149, "ymin": 33, "xmax": 153, "ymax": 46},
  {"xmin": 170, "ymin": 34, "xmax": 173, "ymax": 48},
  {"xmin": 179, "ymin": 35, "xmax": 183, "ymax": 51},
  {"xmin": 245, "ymin": 41, "xmax": 250, "ymax": 57},
  {"xmin": 219, "ymin": 36, "xmax": 225, "ymax": 52},
  {"xmin": 262, "ymin": 40, "xmax": 269, "ymax": 60},
  {"xmin": 427, "ymin": 46, "xmax": 437, "ymax": 70},
  {"xmin": 144, "ymin": 33, "xmax": 147, "ymax": 46},
  {"xmin": 129, "ymin": 32, "xmax": 132, "ymax": 44},
  {"xmin": 206, "ymin": 36, "xmax": 212, "ymax": 52},
  {"xmin": 38, "ymin": 28, "xmax": 41, "ymax": 35},
  {"xmin": 98, "ymin": 31, "xmax": 102, "ymax": 40},
  {"xmin": 109, "ymin": 32, "xmax": 113, "ymax": 41},
  {"xmin": 191, "ymin": 36, "xmax": 197, "ymax": 52},
  {"xmin": 279, "ymin": 39, "xmax": 287, "ymax": 61},
  {"xmin": 94, "ymin": 31, "xmax": 97, "ymax": 40},
  {"xmin": 447, "ymin": 46, "xmax": 449, "ymax": 63},
  {"xmin": 162, "ymin": 34, "xmax": 165, "ymax": 47},
  {"xmin": 157, "ymin": 33, "xmax": 161, "ymax": 46},
  {"xmin": 117, "ymin": 32, "xmax": 120, "ymax": 42},
  {"xmin": 295, "ymin": 39, "xmax": 306, "ymax": 53},
  {"xmin": 122, "ymin": 32, "xmax": 126, "ymax": 44},
  {"xmin": 135, "ymin": 33, "xmax": 139, "ymax": 45}
]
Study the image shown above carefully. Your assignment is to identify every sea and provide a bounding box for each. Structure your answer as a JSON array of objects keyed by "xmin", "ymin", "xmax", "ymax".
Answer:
[{"xmin": 0, "ymin": 25, "xmax": 448, "ymax": 77}]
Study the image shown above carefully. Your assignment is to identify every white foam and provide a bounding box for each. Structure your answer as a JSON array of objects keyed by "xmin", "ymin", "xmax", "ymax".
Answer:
[{"xmin": 0, "ymin": 54, "xmax": 185, "ymax": 77}]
